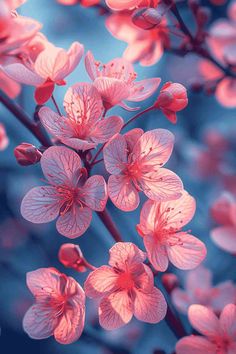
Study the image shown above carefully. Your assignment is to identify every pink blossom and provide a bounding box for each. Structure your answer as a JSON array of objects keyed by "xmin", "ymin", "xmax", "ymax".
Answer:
[
  {"xmin": 106, "ymin": 12, "xmax": 169, "ymax": 67},
  {"xmin": 85, "ymin": 51, "xmax": 161, "ymax": 110},
  {"xmin": 23, "ymin": 267, "xmax": 85, "ymax": 344},
  {"xmin": 136, "ymin": 191, "xmax": 207, "ymax": 271},
  {"xmin": 103, "ymin": 128, "xmax": 183, "ymax": 211},
  {"xmin": 39, "ymin": 83, "xmax": 123, "ymax": 151},
  {"xmin": 21, "ymin": 146, "xmax": 108, "ymax": 238},
  {"xmin": 210, "ymin": 192, "xmax": 236, "ymax": 254},
  {"xmin": 154, "ymin": 82, "xmax": 188, "ymax": 123},
  {"xmin": 176, "ymin": 304, "xmax": 236, "ymax": 354},
  {"xmin": 0, "ymin": 123, "xmax": 9, "ymax": 150},
  {"xmin": 84, "ymin": 242, "xmax": 167, "ymax": 330},
  {"xmin": 172, "ymin": 265, "xmax": 235, "ymax": 314},
  {"xmin": 3, "ymin": 41, "xmax": 84, "ymax": 104}
]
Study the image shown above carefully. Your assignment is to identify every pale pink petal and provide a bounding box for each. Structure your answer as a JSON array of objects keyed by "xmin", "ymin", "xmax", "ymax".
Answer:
[
  {"xmin": 216, "ymin": 78, "xmax": 236, "ymax": 108},
  {"xmin": 90, "ymin": 116, "xmax": 124, "ymax": 143},
  {"xmin": 140, "ymin": 41, "xmax": 164, "ymax": 67},
  {"xmin": 188, "ymin": 304, "xmax": 220, "ymax": 337},
  {"xmin": 108, "ymin": 174, "xmax": 140, "ymax": 211},
  {"xmin": 144, "ymin": 234, "xmax": 169, "ymax": 271},
  {"xmin": 211, "ymin": 281, "xmax": 236, "ymax": 313},
  {"xmin": 103, "ymin": 134, "xmax": 128, "ymax": 175},
  {"xmin": 133, "ymin": 287, "xmax": 167, "ymax": 323},
  {"xmin": 167, "ymin": 233, "xmax": 207, "ymax": 270},
  {"xmin": 171, "ymin": 289, "xmax": 191, "ymax": 314},
  {"xmin": 137, "ymin": 199, "xmax": 157, "ymax": 236},
  {"xmin": 3, "ymin": 63, "xmax": 44, "ymax": 86},
  {"xmin": 133, "ymin": 129, "xmax": 175, "ymax": 167},
  {"xmin": 141, "ymin": 168, "xmax": 183, "ymax": 202},
  {"xmin": 66, "ymin": 42, "xmax": 84, "ymax": 73},
  {"xmin": 211, "ymin": 226, "xmax": 236, "ymax": 254},
  {"xmin": 128, "ymin": 78, "xmax": 161, "ymax": 102},
  {"xmin": 123, "ymin": 40, "xmax": 151, "ymax": 63},
  {"xmin": 105, "ymin": 0, "xmax": 141, "ymax": 11},
  {"xmin": 23, "ymin": 304, "xmax": 58, "ymax": 340},
  {"xmin": 21, "ymin": 186, "xmax": 62, "ymax": 223},
  {"xmin": 109, "ymin": 242, "xmax": 146, "ymax": 269},
  {"xmin": 60, "ymin": 137, "xmax": 96, "ymax": 151},
  {"xmin": 219, "ymin": 304, "xmax": 236, "ymax": 339},
  {"xmin": 26, "ymin": 267, "xmax": 61, "ymax": 296},
  {"xmin": 98, "ymin": 290, "xmax": 133, "ymax": 330},
  {"xmin": 80, "ymin": 175, "xmax": 107, "ymax": 211},
  {"xmin": 39, "ymin": 107, "xmax": 74, "ymax": 139},
  {"xmin": 186, "ymin": 266, "xmax": 212, "ymax": 294},
  {"xmin": 40, "ymin": 146, "xmax": 82, "ymax": 186},
  {"xmin": 119, "ymin": 101, "xmax": 140, "ymax": 111},
  {"xmin": 93, "ymin": 77, "xmax": 130, "ymax": 107},
  {"xmin": 84, "ymin": 51, "xmax": 99, "ymax": 80},
  {"xmin": 123, "ymin": 128, "xmax": 144, "ymax": 151},
  {"xmin": 56, "ymin": 204, "xmax": 92, "ymax": 238},
  {"xmin": 84, "ymin": 266, "xmax": 118, "ymax": 298},
  {"xmin": 176, "ymin": 335, "xmax": 217, "ymax": 354}
]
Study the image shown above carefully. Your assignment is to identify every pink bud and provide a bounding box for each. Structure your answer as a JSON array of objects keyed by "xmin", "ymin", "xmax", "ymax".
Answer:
[
  {"xmin": 14, "ymin": 143, "xmax": 42, "ymax": 166},
  {"xmin": 196, "ymin": 6, "xmax": 211, "ymax": 28},
  {"xmin": 162, "ymin": 273, "xmax": 178, "ymax": 293},
  {"xmin": 58, "ymin": 243, "xmax": 87, "ymax": 272},
  {"xmin": 132, "ymin": 8, "xmax": 162, "ymax": 30}
]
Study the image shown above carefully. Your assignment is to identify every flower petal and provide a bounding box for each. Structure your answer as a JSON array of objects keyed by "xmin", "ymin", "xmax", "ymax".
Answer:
[
  {"xmin": 143, "ymin": 234, "xmax": 169, "ymax": 271},
  {"xmin": 34, "ymin": 81, "xmax": 55, "ymax": 105},
  {"xmin": 94, "ymin": 77, "xmax": 130, "ymax": 107},
  {"xmin": 84, "ymin": 51, "xmax": 99, "ymax": 80},
  {"xmin": 176, "ymin": 335, "xmax": 217, "ymax": 354},
  {"xmin": 210, "ymin": 226, "xmax": 236, "ymax": 254},
  {"xmin": 26, "ymin": 267, "xmax": 62, "ymax": 296},
  {"xmin": 188, "ymin": 304, "xmax": 220, "ymax": 337},
  {"xmin": 66, "ymin": 41, "xmax": 84, "ymax": 74},
  {"xmin": 171, "ymin": 288, "xmax": 191, "ymax": 314},
  {"xmin": 39, "ymin": 107, "xmax": 74, "ymax": 139},
  {"xmin": 219, "ymin": 304, "xmax": 236, "ymax": 339},
  {"xmin": 103, "ymin": 134, "xmax": 128, "ymax": 175},
  {"xmin": 84, "ymin": 266, "xmax": 118, "ymax": 298},
  {"xmin": 109, "ymin": 242, "xmax": 146, "ymax": 269},
  {"xmin": 123, "ymin": 128, "xmax": 144, "ymax": 151},
  {"xmin": 80, "ymin": 175, "xmax": 107, "ymax": 211},
  {"xmin": 128, "ymin": 78, "xmax": 161, "ymax": 102},
  {"xmin": 90, "ymin": 115, "xmax": 124, "ymax": 144},
  {"xmin": 2, "ymin": 63, "xmax": 44, "ymax": 86}
]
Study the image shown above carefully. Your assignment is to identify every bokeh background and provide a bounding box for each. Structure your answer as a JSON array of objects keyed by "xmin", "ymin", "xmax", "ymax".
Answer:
[{"xmin": 0, "ymin": 0, "xmax": 235, "ymax": 353}]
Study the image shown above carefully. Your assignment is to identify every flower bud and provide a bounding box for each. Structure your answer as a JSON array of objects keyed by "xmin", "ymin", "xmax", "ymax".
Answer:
[
  {"xmin": 14, "ymin": 143, "xmax": 42, "ymax": 166},
  {"xmin": 132, "ymin": 8, "xmax": 162, "ymax": 30},
  {"xmin": 58, "ymin": 243, "xmax": 87, "ymax": 272},
  {"xmin": 196, "ymin": 6, "xmax": 211, "ymax": 28},
  {"xmin": 188, "ymin": 0, "xmax": 200, "ymax": 15},
  {"xmin": 154, "ymin": 82, "xmax": 188, "ymax": 123},
  {"xmin": 162, "ymin": 273, "xmax": 178, "ymax": 294}
]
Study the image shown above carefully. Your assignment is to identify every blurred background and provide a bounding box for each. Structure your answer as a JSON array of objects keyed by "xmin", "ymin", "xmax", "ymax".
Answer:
[{"xmin": 0, "ymin": 0, "xmax": 235, "ymax": 353}]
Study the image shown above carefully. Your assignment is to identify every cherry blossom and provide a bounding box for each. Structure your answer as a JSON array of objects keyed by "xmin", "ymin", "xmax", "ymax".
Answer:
[
  {"xmin": 21, "ymin": 146, "xmax": 107, "ymax": 238},
  {"xmin": 23, "ymin": 267, "xmax": 85, "ymax": 344},
  {"xmin": 0, "ymin": 123, "xmax": 9, "ymax": 150},
  {"xmin": 39, "ymin": 83, "xmax": 123, "ymax": 151},
  {"xmin": 172, "ymin": 265, "xmax": 235, "ymax": 314},
  {"xmin": 106, "ymin": 12, "xmax": 169, "ymax": 67},
  {"xmin": 3, "ymin": 41, "xmax": 84, "ymax": 104},
  {"xmin": 210, "ymin": 192, "xmax": 236, "ymax": 254},
  {"xmin": 136, "ymin": 191, "xmax": 207, "ymax": 271},
  {"xmin": 176, "ymin": 304, "xmax": 236, "ymax": 354},
  {"xmin": 85, "ymin": 51, "xmax": 161, "ymax": 110},
  {"xmin": 103, "ymin": 128, "xmax": 183, "ymax": 211},
  {"xmin": 84, "ymin": 242, "xmax": 167, "ymax": 330}
]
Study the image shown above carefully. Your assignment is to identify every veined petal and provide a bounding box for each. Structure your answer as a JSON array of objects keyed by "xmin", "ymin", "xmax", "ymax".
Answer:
[
  {"xmin": 80, "ymin": 175, "xmax": 107, "ymax": 211},
  {"xmin": 103, "ymin": 134, "xmax": 128, "ymax": 175},
  {"xmin": 61, "ymin": 138, "xmax": 97, "ymax": 151},
  {"xmin": 84, "ymin": 266, "xmax": 119, "ymax": 298},
  {"xmin": 26, "ymin": 267, "xmax": 62, "ymax": 297},
  {"xmin": 3, "ymin": 63, "xmax": 44, "ymax": 86},
  {"xmin": 84, "ymin": 51, "xmax": 99, "ymax": 80},
  {"xmin": 144, "ymin": 234, "xmax": 169, "ymax": 271},
  {"xmin": 39, "ymin": 107, "xmax": 74, "ymax": 139},
  {"xmin": 128, "ymin": 78, "xmax": 161, "ymax": 102},
  {"xmin": 94, "ymin": 77, "xmax": 130, "ymax": 107},
  {"xmin": 90, "ymin": 115, "xmax": 124, "ymax": 144},
  {"xmin": 109, "ymin": 242, "xmax": 146, "ymax": 269},
  {"xmin": 123, "ymin": 128, "xmax": 144, "ymax": 152}
]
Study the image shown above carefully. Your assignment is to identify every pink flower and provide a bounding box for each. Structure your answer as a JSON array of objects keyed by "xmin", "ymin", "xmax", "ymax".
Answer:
[
  {"xmin": 3, "ymin": 42, "xmax": 84, "ymax": 104},
  {"xmin": 85, "ymin": 51, "xmax": 161, "ymax": 110},
  {"xmin": 23, "ymin": 267, "xmax": 85, "ymax": 344},
  {"xmin": 105, "ymin": 0, "xmax": 141, "ymax": 11},
  {"xmin": 154, "ymin": 82, "xmax": 188, "ymax": 123},
  {"xmin": 176, "ymin": 304, "xmax": 236, "ymax": 354},
  {"xmin": 172, "ymin": 265, "xmax": 236, "ymax": 314},
  {"xmin": 103, "ymin": 128, "xmax": 183, "ymax": 211},
  {"xmin": 39, "ymin": 83, "xmax": 123, "ymax": 151},
  {"xmin": 84, "ymin": 242, "xmax": 167, "ymax": 330},
  {"xmin": 106, "ymin": 12, "xmax": 169, "ymax": 67},
  {"xmin": 210, "ymin": 192, "xmax": 236, "ymax": 254},
  {"xmin": 0, "ymin": 123, "xmax": 9, "ymax": 150},
  {"xmin": 21, "ymin": 146, "xmax": 107, "ymax": 238},
  {"xmin": 136, "ymin": 190, "xmax": 207, "ymax": 271}
]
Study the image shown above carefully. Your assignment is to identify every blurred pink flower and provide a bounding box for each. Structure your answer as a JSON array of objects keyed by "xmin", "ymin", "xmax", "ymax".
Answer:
[
  {"xmin": 23, "ymin": 267, "xmax": 85, "ymax": 344},
  {"xmin": 0, "ymin": 123, "xmax": 9, "ymax": 150},
  {"xmin": 39, "ymin": 83, "xmax": 123, "ymax": 151},
  {"xmin": 21, "ymin": 146, "xmax": 107, "ymax": 238},
  {"xmin": 105, "ymin": 0, "xmax": 158, "ymax": 11},
  {"xmin": 57, "ymin": 0, "xmax": 100, "ymax": 6},
  {"xmin": 176, "ymin": 304, "xmax": 236, "ymax": 354},
  {"xmin": 85, "ymin": 51, "xmax": 161, "ymax": 110},
  {"xmin": 106, "ymin": 12, "xmax": 169, "ymax": 67},
  {"xmin": 84, "ymin": 242, "xmax": 167, "ymax": 330},
  {"xmin": 172, "ymin": 265, "xmax": 235, "ymax": 314},
  {"xmin": 137, "ymin": 191, "xmax": 206, "ymax": 271},
  {"xmin": 103, "ymin": 128, "xmax": 183, "ymax": 211},
  {"xmin": 3, "ymin": 42, "xmax": 84, "ymax": 104},
  {"xmin": 210, "ymin": 192, "xmax": 236, "ymax": 254}
]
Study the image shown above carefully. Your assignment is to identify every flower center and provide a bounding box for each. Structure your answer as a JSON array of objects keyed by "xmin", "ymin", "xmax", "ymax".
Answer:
[
  {"xmin": 117, "ymin": 271, "xmax": 135, "ymax": 290},
  {"xmin": 55, "ymin": 185, "xmax": 80, "ymax": 215}
]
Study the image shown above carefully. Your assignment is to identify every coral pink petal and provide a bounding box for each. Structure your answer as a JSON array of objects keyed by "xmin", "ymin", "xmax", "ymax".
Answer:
[
  {"xmin": 167, "ymin": 233, "xmax": 207, "ymax": 270},
  {"xmin": 26, "ymin": 268, "xmax": 62, "ymax": 296},
  {"xmin": 216, "ymin": 78, "xmax": 236, "ymax": 108},
  {"xmin": 34, "ymin": 81, "xmax": 55, "ymax": 105},
  {"xmin": 105, "ymin": 0, "xmax": 141, "ymax": 11},
  {"xmin": 61, "ymin": 138, "xmax": 97, "ymax": 151},
  {"xmin": 188, "ymin": 304, "xmax": 220, "ymax": 337},
  {"xmin": 109, "ymin": 242, "xmax": 146, "ymax": 270},
  {"xmin": 210, "ymin": 226, "xmax": 236, "ymax": 253},
  {"xmin": 21, "ymin": 186, "xmax": 62, "ymax": 223},
  {"xmin": 81, "ymin": 175, "xmax": 107, "ymax": 211},
  {"xmin": 94, "ymin": 77, "xmax": 130, "ymax": 107},
  {"xmin": 123, "ymin": 128, "xmax": 144, "ymax": 151},
  {"xmin": 141, "ymin": 168, "xmax": 183, "ymax": 202},
  {"xmin": 84, "ymin": 266, "xmax": 118, "ymax": 298},
  {"xmin": 103, "ymin": 134, "xmax": 128, "ymax": 175},
  {"xmin": 140, "ymin": 42, "xmax": 164, "ymax": 67},
  {"xmin": 144, "ymin": 234, "xmax": 169, "ymax": 271},
  {"xmin": 91, "ymin": 115, "xmax": 124, "ymax": 144},
  {"xmin": 108, "ymin": 174, "xmax": 140, "ymax": 211},
  {"xmin": 219, "ymin": 304, "xmax": 236, "ymax": 338},
  {"xmin": 128, "ymin": 78, "xmax": 161, "ymax": 102},
  {"xmin": 176, "ymin": 336, "xmax": 217, "ymax": 354},
  {"xmin": 40, "ymin": 146, "xmax": 82, "ymax": 186},
  {"xmin": 3, "ymin": 63, "xmax": 44, "ymax": 86},
  {"xmin": 134, "ymin": 287, "xmax": 167, "ymax": 323},
  {"xmin": 67, "ymin": 42, "xmax": 84, "ymax": 73},
  {"xmin": 98, "ymin": 290, "xmax": 133, "ymax": 330},
  {"xmin": 56, "ymin": 205, "xmax": 92, "ymax": 238},
  {"xmin": 84, "ymin": 51, "xmax": 99, "ymax": 80}
]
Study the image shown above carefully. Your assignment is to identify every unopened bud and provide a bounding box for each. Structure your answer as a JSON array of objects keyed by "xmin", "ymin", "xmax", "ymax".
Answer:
[
  {"xmin": 14, "ymin": 143, "xmax": 42, "ymax": 166},
  {"xmin": 162, "ymin": 273, "xmax": 178, "ymax": 293},
  {"xmin": 132, "ymin": 8, "xmax": 162, "ymax": 30},
  {"xmin": 196, "ymin": 7, "xmax": 211, "ymax": 27},
  {"xmin": 58, "ymin": 243, "xmax": 87, "ymax": 272}
]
